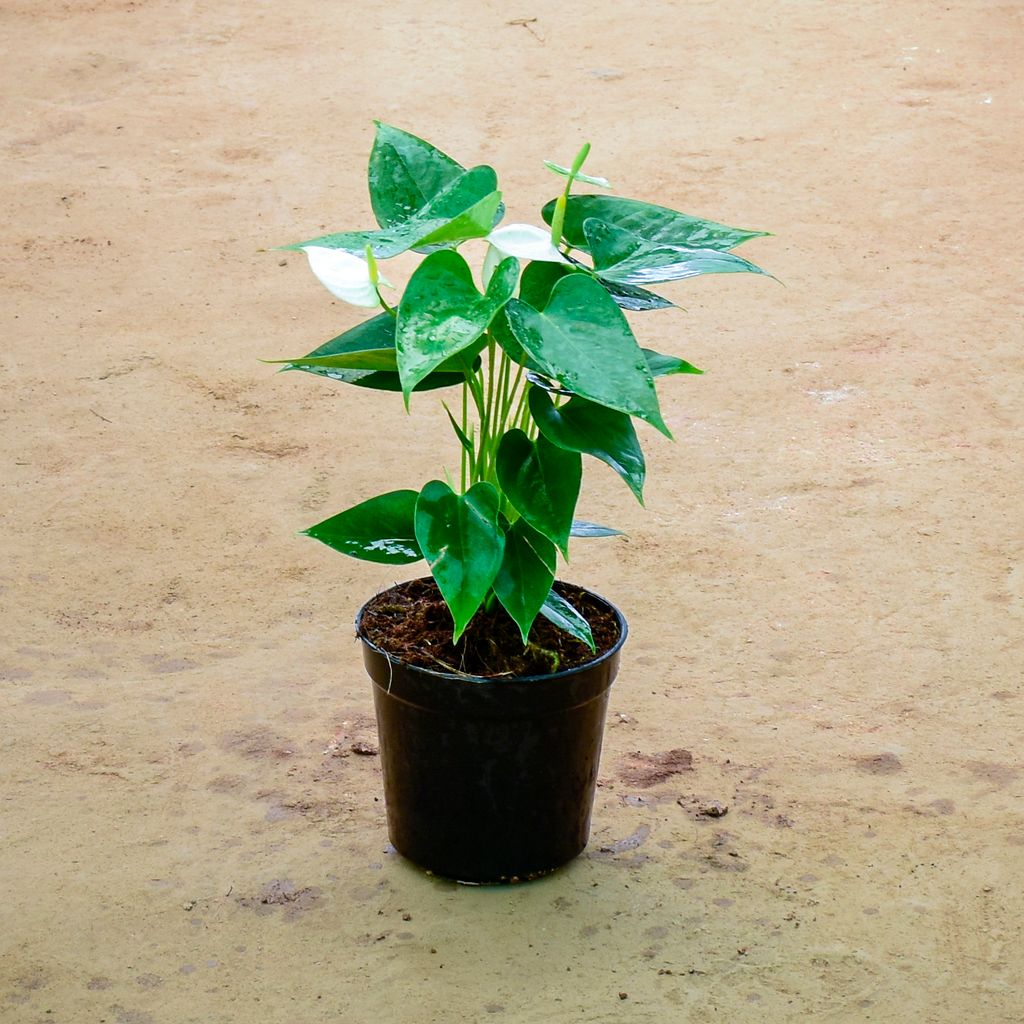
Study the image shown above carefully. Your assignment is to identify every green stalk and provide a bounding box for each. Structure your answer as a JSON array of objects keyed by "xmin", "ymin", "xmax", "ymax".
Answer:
[
  {"xmin": 460, "ymin": 381, "xmax": 469, "ymax": 493},
  {"xmin": 364, "ymin": 244, "xmax": 396, "ymax": 317},
  {"xmin": 549, "ymin": 142, "xmax": 591, "ymax": 248},
  {"xmin": 465, "ymin": 367, "xmax": 487, "ymax": 485}
]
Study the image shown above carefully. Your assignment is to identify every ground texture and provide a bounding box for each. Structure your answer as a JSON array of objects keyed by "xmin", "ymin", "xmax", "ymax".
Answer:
[{"xmin": 2, "ymin": 1, "xmax": 1022, "ymax": 1021}]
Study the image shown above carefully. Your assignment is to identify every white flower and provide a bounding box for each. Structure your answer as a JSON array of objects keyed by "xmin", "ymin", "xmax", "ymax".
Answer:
[
  {"xmin": 302, "ymin": 246, "xmax": 390, "ymax": 308},
  {"xmin": 482, "ymin": 223, "xmax": 567, "ymax": 286}
]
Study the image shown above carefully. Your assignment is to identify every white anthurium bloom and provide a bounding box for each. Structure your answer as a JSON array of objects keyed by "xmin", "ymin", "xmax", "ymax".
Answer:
[
  {"xmin": 302, "ymin": 246, "xmax": 391, "ymax": 308},
  {"xmin": 482, "ymin": 223, "xmax": 568, "ymax": 286}
]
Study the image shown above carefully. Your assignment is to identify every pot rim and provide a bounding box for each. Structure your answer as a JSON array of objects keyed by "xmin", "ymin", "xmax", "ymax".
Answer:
[{"xmin": 355, "ymin": 577, "xmax": 629, "ymax": 686}]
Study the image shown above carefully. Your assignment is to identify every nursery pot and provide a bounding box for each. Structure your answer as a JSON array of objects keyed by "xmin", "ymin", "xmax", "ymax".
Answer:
[{"xmin": 356, "ymin": 583, "xmax": 627, "ymax": 884}]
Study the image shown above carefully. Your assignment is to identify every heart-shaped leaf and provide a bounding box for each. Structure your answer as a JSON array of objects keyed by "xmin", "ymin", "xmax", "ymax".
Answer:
[
  {"xmin": 584, "ymin": 219, "xmax": 768, "ymax": 287},
  {"xmin": 504, "ymin": 274, "xmax": 670, "ymax": 436},
  {"xmin": 414, "ymin": 480, "xmax": 505, "ymax": 643},
  {"xmin": 529, "ymin": 388, "xmax": 645, "ymax": 504},
  {"xmin": 368, "ymin": 122, "xmax": 467, "ymax": 228},
  {"xmin": 492, "ymin": 518, "xmax": 557, "ymax": 644},
  {"xmin": 495, "ymin": 429, "xmax": 581, "ymax": 556},
  {"xmin": 543, "ymin": 194, "xmax": 768, "ymax": 252},
  {"xmin": 285, "ymin": 167, "xmax": 502, "ymax": 259},
  {"xmin": 302, "ymin": 490, "xmax": 421, "ymax": 564},
  {"xmin": 538, "ymin": 589, "xmax": 595, "ymax": 651},
  {"xmin": 396, "ymin": 251, "xmax": 518, "ymax": 401}
]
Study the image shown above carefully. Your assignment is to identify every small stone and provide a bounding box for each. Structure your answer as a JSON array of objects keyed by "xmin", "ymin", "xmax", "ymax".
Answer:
[
  {"xmin": 698, "ymin": 802, "xmax": 729, "ymax": 818},
  {"xmin": 618, "ymin": 991, "xmax": 629, "ymax": 1000}
]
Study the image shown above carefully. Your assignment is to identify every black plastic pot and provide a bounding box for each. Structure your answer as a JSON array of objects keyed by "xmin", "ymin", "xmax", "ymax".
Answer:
[{"xmin": 356, "ymin": 584, "xmax": 627, "ymax": 884}]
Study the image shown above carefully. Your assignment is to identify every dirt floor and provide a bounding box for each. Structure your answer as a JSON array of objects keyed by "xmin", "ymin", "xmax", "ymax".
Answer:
[{"xmin": 2, "ymin": 0, "xmax": 1023, "ymax": 1021}]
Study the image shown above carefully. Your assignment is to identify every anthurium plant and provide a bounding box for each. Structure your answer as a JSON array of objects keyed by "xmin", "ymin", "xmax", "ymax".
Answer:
[{"xmin": 272, "ymin": 122, "xmax": 769, "ymax": 654}]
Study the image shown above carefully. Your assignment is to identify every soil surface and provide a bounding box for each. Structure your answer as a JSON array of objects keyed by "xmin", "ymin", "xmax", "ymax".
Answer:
[
  {"xmin": 2, "ymin": 1, "xmax": 1022, "ymax": 1022},
  {"xmin": 358, "ymin": 578, "xmax": 622, "ymax": 676}
]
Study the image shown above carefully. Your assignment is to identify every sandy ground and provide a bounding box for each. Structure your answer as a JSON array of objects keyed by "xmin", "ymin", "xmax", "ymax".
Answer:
[{"xmin": 2, "ymin": 0, "xmax": 1023, "ymax": 1021}]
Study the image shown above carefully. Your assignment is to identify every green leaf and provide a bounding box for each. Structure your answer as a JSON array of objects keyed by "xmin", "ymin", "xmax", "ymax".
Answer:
[
  {"xmin": 270, "ymin": 313, "xmax": 476, "ymax": 390},
  {"xmin": 529, "ymin": 388, "xmax": 645, "ymax": 504},
  {"xmin": 414, "ymin": 480, "xmax": 505, "ymax": 643},
  {"xmin": 600, "ymin": 279, "xmax": 674, "ymax": 311},
  {"xmin": 643, "ymin": 349, "xmax": 703, "ymax": 377},
  {"xmin": 282, "ymin": 365, "xmax": 465, "ymax": 392},
  {"xmin": 269, "ymin": 313, "xmax": 400, "ymax": 372},
  {"xmin": 584, "ymin": 219, "xmax": 768, "ymax": 287},
  {"xmin": 519, "ymin": 261, "xmax": 577, "ymax": 309},
  {"xmin": 285, "ymin": 167, "xmax": 501, "ymax": 259},
  {"xmin": 368, "ymin": 123, "xmax": 467, "ymax": 228},
  {"xmin": 396, "ymin": 251, "xmax": 518, "ymax": 401},
  {"xmin": 302, "ymin": 490, "xmax": 421, "ymax": 564},
  {"xmin": 495, "ymin": 429, "xmax": 581, "ymax": 556},
  {"xmin": 571, "ymin": 520, "xmax": 623, "ymax": 537},
  {"xmin": 488, "ymin": 308, "xmax": 532, "ymax": 366},
  {"xmin": 542, "ymin": 194, "xmax": 769, "ymax": 252},
  {"xmin": 560, "ymin": 253, "xmax": 674, "ymax": 311},
  {"xmin": 538, "ymin": 589, "xmax": 595, "ymax": 651},
  {"xmin": 413, "ymin": 190, "xmax": 502, "ymax": 251},
  {"xmin": 268, "ymin": 317, "xmax": 399, "ymax": 374},
  {"xmin": 504, "ymin": 274, "xmax": 670, "ymax": 437},
  {"xmin": 492, "ymin": 518, "xmax": 557, "ymax": 645},
  {"xmin": 543, "ymin": 160, "xmax": 612, "ymax": 190},
  {"xmin": 442, "ymin": 403, "xmax": 474, "ymax": 458}
]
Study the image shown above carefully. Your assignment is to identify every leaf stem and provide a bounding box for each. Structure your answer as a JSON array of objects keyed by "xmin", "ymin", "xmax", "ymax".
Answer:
[{"xmin": 549, "ymin": 141, "xmax": 591, "ymax": 247}]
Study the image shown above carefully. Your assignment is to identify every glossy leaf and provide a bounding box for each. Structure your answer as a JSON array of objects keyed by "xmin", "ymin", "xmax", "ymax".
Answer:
[
  {"xmin": 561, "ymin": 252, "xmax": 674, "ymax": 311},
  {"xmin": 519, "ymin": 261, "xmax": 577, "ymax": 309},
  {"xmin": 302, "ymin": 490, "xmax": 421, "ymax": 564},
  {"xmin": 492, "ymin": 518, "xmax": 557, "ymax": 644},
  {"xmin": 529, "ymin": 388, "xmax": 645, "ymax": 504},
  {"xmin": 368, "ymin": 122, "xmax": 466, "ymax": 228},
  {"xmin": 643, "ymin": 349, "xmax": 703, "ymax": 377},
  {"xmin": 542, "ymin": 194, "xmax": 769, "ymax": 252},
  {"xmin": 538, "ymin": 589, "xmax": 595, "ymax": 651},
  {"xmin": 601, "ymin": 278, "xmax": 674, "ymax": 311},
  {"xmin": 571, "ymin": 520, "xmax": 624, "ymax": 537},
  {"xmin": 283, "ymin": 365, "xmax": 465, "ymax": 392},
  {"xmin": 495, "ymin": 429, "xmax": 581, "ymax": 556},
  {"xmin": 285, "ymin": 167, "xmax": 501, "ymax": 259},
  {"xmin": 504, "ymin": 274, "xmax": 670, "ymax": 437},
  {"xmin": 269, "ymin": 313, "xmax": 398, "ymax": 371},
  {"xmin": 275, "ymin": 314, "xmax": 470, "ymax": 389},
  {"xmin": 294, "ymin": 192, "xmax": 501, "ymax": 260},
  {"xmin": 584, "ymin": 219, "xmax": 768, "ymax": 287},
  {"xmin": 414, "ymin": 480, "xmax": 505, "ymax": 642},
  {"xmin": 396, "ymin": 251, "xmax": 518, "ymax": 400}
]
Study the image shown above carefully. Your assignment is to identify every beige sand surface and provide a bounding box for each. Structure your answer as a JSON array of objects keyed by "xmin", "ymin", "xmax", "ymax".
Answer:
[{"xmin": 2, "ymin": 1, "xmax": 1022, "ymax": 1021}]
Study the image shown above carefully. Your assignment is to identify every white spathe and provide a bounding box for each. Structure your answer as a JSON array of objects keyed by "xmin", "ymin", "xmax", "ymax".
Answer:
[
  {"xmin": 302, "ymin": 246, "xmax": 389, "ymax": 308},
  {"xmin": 482, "ymin": 223, "xmax": 568, "ymax": 286}
]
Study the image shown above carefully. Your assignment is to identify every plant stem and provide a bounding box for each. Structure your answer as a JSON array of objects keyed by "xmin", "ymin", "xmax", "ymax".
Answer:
[{"xmin": 460, "ymin": 382, "xmax": 469, "ymax": 493}]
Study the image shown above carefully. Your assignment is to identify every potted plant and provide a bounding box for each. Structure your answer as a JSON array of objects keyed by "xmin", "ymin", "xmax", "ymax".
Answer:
[{"xmin": 270, "ymin": 123, "xmax": 769, "ymax": 883}]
